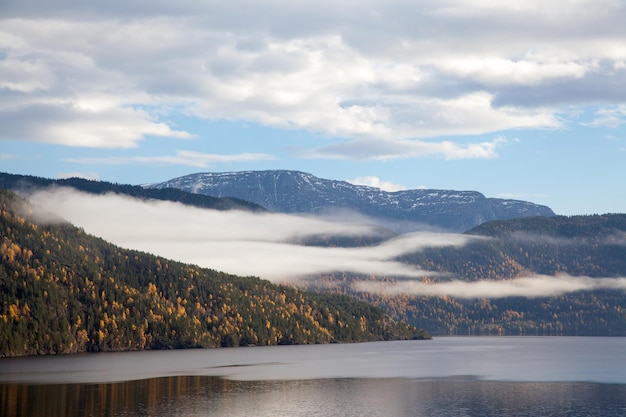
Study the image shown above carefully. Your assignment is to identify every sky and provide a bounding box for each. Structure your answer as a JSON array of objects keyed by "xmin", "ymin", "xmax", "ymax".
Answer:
[{"xmin": 1, "ymin": 0, "xmax": 626, "ymax": 215}]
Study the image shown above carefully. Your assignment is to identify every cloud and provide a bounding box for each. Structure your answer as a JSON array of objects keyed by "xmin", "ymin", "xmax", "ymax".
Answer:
[
  {"xmin": 434, "ymin": 56, "xmax": 587, "ymax": 87},
  {"xmin": 602, "ymin": 231, "xmax": 626, "ymax": 246},
  {"xmin": 354, "ymin": 274, "xmax": 626, "ymax": 299},
  {"xmin": 2, "ymin": 0, "xmax": 624, "ymax": 156},
  {"xmin": 26, "ymin": 187, "xmax": 476, "ymax": 281},
  {"xmin": 0, "ymin": 102, "xmax": 194, "ymax": 148},
  {"xmin": 503, "ymin": 230, "xmax": 626, "ymax": 248},
  {"xmin": 64, "ymin": 150, "xmax": 276, "ymax": 168},
  {"xmin": 347, "ymin": 176, "xmax": 407, "ymax": 192},
  {"xmin": 583, "ymin": 105, "xmax": 626, "ymax": 128},
  {"xmin": 303, "ymin": 135, "xmax": 508, "ymax": 160},
  {"xmin": 21, "ymin": 187, "xmax": 626, "ymax": 298}
]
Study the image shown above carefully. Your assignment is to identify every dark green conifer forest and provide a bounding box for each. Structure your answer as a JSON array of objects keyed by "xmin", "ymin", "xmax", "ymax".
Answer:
[
  {"xmin": 326, "ymin": 214, "xmax": 626, "ymax": 336},
  {"xmin": 3, "ymin": 171, "xmax": 626, "ymax": 352},
  {"xmin": 0, "ymin": 190, "xmax": 428, "ymax": 356}
]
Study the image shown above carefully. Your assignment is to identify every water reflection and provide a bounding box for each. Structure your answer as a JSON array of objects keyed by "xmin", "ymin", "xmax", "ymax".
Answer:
[
  {"xmin": 0, "ymin": 376, "xmax": 222, "ymax": 417},
  {"xmin": 3, "ymin": 376, "xmax": 626, "ymax": 417},
  {"xmin": 3, "ymin": 338, "xmax": 626, "ymax": 416}
]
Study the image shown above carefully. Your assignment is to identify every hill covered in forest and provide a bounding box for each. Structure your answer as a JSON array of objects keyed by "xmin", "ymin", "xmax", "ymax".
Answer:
[
  {"xmin": 2, "ymin": 171, "xmax": 624, "ymax": 339},
  {"xmin": 0, "ymin": 172, "xmax": 265, "ymax": 213},
  {"xmin": 0, "ymin": 190, "xmax": 429, "ymax": 357},
  {"xmin": 318, "ymin": 214, "xmax": 626, "ymax": 336}
]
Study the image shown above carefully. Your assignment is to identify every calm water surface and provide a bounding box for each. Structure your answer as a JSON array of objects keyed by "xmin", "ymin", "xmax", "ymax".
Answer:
[{"xmin": 1, "ymin": 337, "xmax": 625, "ymax": 416}]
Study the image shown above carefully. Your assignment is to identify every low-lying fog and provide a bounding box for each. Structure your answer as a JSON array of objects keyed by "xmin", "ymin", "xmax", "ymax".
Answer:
[{"xmin": 27, "ymin": 187, "xmax": 626, "ymax": 298}]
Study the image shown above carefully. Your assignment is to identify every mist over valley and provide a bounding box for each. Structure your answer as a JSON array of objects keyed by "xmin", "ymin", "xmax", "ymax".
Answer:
[{"xmin": 2, "ymin": 171, "xmax": 625, "ymax": 339}]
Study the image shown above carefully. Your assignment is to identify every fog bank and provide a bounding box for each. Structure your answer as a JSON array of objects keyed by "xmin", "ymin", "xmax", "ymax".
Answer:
[
  {"xmin": 28, "ymin": 188, "xmax": 473, "ymax": 281},
  {"xmin": 354, "ymin": 274, "xmax": 626, "ymax": 299}
]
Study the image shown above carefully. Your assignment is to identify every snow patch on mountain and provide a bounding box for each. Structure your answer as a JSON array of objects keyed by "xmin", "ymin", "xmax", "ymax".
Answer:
[{"xmin": 147, "ymin": 170, "xmax": 555, "ymax": 232}]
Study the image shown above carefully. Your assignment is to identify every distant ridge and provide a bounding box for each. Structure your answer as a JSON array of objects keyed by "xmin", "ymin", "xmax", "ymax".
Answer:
[
  {"xmin": 148, "ymin": 170, "xmax": 555, "ymax": 232},
  {"xmin": 0, "ymin": 172, "xmax": 265, "ymax": 213}
]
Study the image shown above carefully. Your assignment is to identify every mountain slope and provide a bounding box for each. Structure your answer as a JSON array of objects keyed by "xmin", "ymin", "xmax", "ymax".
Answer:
[
  {"xmin": 323, "ymin": 214, "xmax": 626, "ymax": 336},
  {"xmin": 0, "ymin": 190, "xmax": 429, "ymax": 356},
  {"xmin": 0, "ymin": 172, "xmax": 265, "ymax": 212},
  {"xmin": 404, "ymin": 213, "xmax": 626, "ymax": 279},
  {"xmin": 148, "ymin": 170, "xmax": 555, "ymax": 231}
]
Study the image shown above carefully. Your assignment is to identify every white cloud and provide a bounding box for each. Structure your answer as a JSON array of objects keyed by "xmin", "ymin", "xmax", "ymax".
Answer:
[
  {"xmin": 22, "ymin": 187, "xmax": 626, "ymax": 298},
  {"xmin": 64, "ymin": 150, "xmax": 275, "ymax": 168},
  {"xmin": 1, "ymin": 0, "xmax": 625, "ymax": 155},
  {"xmin": 354, "ymin": 274, "xmax": 626, "ymax": 299},
  {"xmin": 0, "ymin": 102, "xmax": 194, "ymax": 148},
  {"xmin": 347, "ymin": 176, "xmax": 407, "ymax": 192},
  {"xmin": 603, "ymin": 231, "xmax": 626, "ymax": 246},
  {"xmin": 304, "ymin": 135, "xmax": 508, "ymax": 160},
  {"xmin": 434, "ymin": 56, "xmax": 588, "ymax": 87},
  {"xmin": 584, "ymin": 105, "xmax": 626, "ymax": 128},
  {"xmin": 0, "ymin": 52, "xmax": 56, "ymax": 93},
  {"xmin": 26, "ymin": 187, "xmax": 476, "ymax": 281}
]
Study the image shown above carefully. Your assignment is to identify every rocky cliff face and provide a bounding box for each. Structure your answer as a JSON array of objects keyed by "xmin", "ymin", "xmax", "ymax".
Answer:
[{"xmin": 148, "ymin": 170, "xmax": 555, "ymax": 232}]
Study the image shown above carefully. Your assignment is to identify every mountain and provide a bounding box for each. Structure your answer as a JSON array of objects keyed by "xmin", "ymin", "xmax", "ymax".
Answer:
[
  {"xmin": 316, "ymin": 214, "xmax": 626, "ymax": 336},
  {"xmin": 0, "ymin": 172, "xmax": 265, "ymax": 213},
  {"xmin": 147, "ymin": 170, "xmax": 555, "ymax": 232},
  {"xmin": 0, "ymin": 190, "xmax": 429, "ymax": 356}
]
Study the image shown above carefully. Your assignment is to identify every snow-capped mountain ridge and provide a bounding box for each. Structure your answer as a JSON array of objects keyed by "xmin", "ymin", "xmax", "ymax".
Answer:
[{"xmin": 148, "ymin": 170, "xmax": 555, "ymax": 232}]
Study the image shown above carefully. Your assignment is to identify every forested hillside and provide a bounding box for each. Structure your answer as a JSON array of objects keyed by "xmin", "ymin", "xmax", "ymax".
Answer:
[
  {"xmin": 0, "ymin": 190, "xmax": 428, "ymax": 357},
  {"xmin": 0, "ymin": 172, "xmax": 264, "ymax": 213},
  {"xmin": 312, "ymin": 215, "xmax": 626, "ymax": 336},
  {"xmin": 407, "ymin": 214, "xmax": 626, "ymax": 279}
]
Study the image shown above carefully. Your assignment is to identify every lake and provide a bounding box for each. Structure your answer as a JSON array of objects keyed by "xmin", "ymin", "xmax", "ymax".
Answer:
[{"xmin": 1, "ymin": 337, "xmax": 625, "ymax": 416}]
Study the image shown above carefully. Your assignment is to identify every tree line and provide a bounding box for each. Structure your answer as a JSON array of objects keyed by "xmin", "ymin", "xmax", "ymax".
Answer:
[
  {"xmin": 0, "ymin": 190, "xmax": 429, "ymax": 356},
  {"xmin": 307, "ymin": 214, "xmax": 626, "ymax": 336}
]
